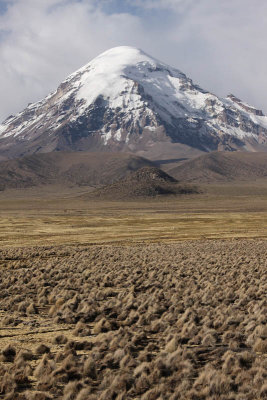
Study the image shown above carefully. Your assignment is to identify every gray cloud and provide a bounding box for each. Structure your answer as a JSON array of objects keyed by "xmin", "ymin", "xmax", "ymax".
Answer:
[
  {"xmin": 0, "ymin": 0, "xmax": 267, "ymax": 122},
  {"xmin": 129, "ymin": 0, "xmax": 195, "ymax": 12}
]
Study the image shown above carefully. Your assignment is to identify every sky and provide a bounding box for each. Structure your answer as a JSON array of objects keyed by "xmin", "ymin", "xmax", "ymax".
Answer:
[{"xmin": 0, "ymin": 0, "xmax": 267, "ymax": 121}]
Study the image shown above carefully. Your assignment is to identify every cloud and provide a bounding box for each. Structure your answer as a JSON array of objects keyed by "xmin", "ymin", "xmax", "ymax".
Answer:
[
  {"xmin": 0, "ymin": 0, "xmax": 267, "ymax": 121},
  {"xmin": 167, "ymin": 0, "xmax": 267, "ymax": 111},
  {"xmin": 129, "ymin": 0, "xmax": 194, "ymax": 12},
  {"xmin": 0, "ymin": 0, "xmax": 147, "ymax": 120}
]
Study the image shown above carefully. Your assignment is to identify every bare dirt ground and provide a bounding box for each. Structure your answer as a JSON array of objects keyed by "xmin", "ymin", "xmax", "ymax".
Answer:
[{"xmin": 0, "ymin": 184, "xmax": 266, "ymax": 399}]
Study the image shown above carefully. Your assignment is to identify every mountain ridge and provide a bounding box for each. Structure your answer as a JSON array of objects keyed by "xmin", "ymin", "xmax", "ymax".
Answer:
[
  {"xmin": 0, "ymin": 151, "xmax": 154, "ymax": 190},
  {"xmin": 170, "ymin": 151, "xmax": 267, "ymax": 183}
]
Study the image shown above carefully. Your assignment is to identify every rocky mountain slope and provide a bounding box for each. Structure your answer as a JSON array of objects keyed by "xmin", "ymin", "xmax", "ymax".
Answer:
[
  {"xmin": 0, "ymin": 151, "xmax": 153, "ymax": 190},
  {"xmin": 0, "ymin": 46, "xmax": 267, "ymax": 159},
  {"xmin": 170, "ymin": 152, "xmax": 267, "ymax": 183}
]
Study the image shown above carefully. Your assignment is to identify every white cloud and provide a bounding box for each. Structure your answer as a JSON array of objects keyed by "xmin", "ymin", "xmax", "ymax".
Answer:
[
  {"xmin": 0, "ymin": 0, "xmax": 146, "ymax": 120},
  {"xmin": 167, "ymin": 0, "xmax": 267, "ymax": 112},
  {"xmin": 0, "ymin": 0, "xmax": 267, "ymax": 121}
]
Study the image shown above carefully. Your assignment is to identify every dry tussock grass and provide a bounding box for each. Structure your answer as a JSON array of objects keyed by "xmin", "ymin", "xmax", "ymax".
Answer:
[{"xmin": 0, "ymin": 239, "xmax": 266, "ymax": 399}]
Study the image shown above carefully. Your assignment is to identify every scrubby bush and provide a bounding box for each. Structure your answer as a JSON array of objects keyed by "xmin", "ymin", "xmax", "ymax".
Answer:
[{"xmin": 0, "ymin": 240, "xmax": 266, "ymax": 399}]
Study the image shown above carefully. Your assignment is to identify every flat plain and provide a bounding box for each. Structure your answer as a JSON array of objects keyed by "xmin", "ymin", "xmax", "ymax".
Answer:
[
  {"xmin": 0, "ymin": 182, "xmax": 267, "ymax": 247},
  {"xmin": 0, "ymin": 182, "xmax": 266, "ymax": 399}
]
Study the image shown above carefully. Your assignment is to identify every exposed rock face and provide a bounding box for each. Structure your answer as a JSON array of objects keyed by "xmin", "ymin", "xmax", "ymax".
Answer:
[
  {"xmin": 0, "ymin": 46, "xmax": 267, "ymax": 159},
  {"xmin": 227, "ymin": 94, "xmax": 264, "ymax": 116}
]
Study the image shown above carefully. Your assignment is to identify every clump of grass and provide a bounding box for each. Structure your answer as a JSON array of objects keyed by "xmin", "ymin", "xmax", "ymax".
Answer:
[
  {"xmin": 260, "ymin": 383, "xmax": 267, "ymax": 398},
  {"xmin": 253, "ymin": 338, "xmax": 267, "ymax": 354},
  {"xmin": 35, "ymin": 344, "xmax": 50, "ymax": 355},
  {"xmin": 34, "ymin": 354, "xmax": 56, "ymax": 379},
  {"xmin": 201, "ymin": 332, "xmax": 217, "ymax": 346},
  {"xmin": 26, "ymin": 302, "xmax": 38, "ymax": 315},
  {"xmin": 52, "ymin": 334, "xmax": 68, "ymax": 345},
  {"xmin": 2, "ymin": 344, "xmax": 16, "ymax": 362},
  {"xmin": 238, "ymin": 351, "xmax": 255, "ymax": 369},
  {"xmin": 1, "ymin": 316, "xmax": 15, "ymax": 326},
  {"xmin": 62, "ymin": 381, "xmax": 83, "ymax": 400},
  {"xmin": 165, "ymin": 335, "xmax": 179, "ymax": 353},
  {"xmin": 0, "ymin": 372, "xmax": 16, "ymax": 395},
  {"xmin": 73, "ymin": 321, "xmax": 91, "ymax": 337},
  {"xmin": 83, "ymin": 357, "xmax": 97, "ymax": 379},
  {"xmin": 135, "ymin": 372, "xmax": 150, "ymax": 395},
  {"xmin": 16, "ymin": 349, "xmax": 34, "ymax": 362},
  {"xmin": 93, "ymin": 318, "xmax": 112, "ymax": 334},
  {"xmin": 221, "ymin": 351, "xmax": 237, "ymax": 374}
]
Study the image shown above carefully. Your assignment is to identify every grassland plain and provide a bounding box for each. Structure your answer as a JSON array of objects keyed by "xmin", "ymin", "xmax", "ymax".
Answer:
[
  {"xmin": 0, "ymin": 183, "xmax": 266, "ymax": 399},
  {"xmin": 0, "ymin": 182, "xmax": 267, "ymax": 247}
]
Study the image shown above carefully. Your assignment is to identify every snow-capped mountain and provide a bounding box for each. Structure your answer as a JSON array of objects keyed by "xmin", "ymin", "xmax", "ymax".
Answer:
[{"xmin": 0, "ymin": 46, "xmax": 267, "ymax": 159}]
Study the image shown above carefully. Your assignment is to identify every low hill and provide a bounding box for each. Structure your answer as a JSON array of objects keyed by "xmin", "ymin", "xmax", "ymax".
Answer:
[
  {"xmin": 88, "ymin": 166, "xmax": 198, "ymax": 199},
  {"xmin": 169, "ymin": 152, "xmax": 267, "ymax": 183},
  {"xmin": 0, "ymin": 151, "xmax": 154, "ymax": 190}
]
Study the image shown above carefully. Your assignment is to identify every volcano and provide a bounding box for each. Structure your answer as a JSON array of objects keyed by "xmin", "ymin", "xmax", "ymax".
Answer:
[{"xmin": 0, "ymin": 46, "xmax": 267, "ymax": 160}]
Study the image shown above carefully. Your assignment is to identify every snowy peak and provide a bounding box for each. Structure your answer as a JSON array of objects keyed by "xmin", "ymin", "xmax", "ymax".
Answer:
[
  {"xmin": 64, "ymin": 46, "xmax": 166, "ymax": 106},
  {"xmin": 60, "ymin": 45, "xmax": 187, "ymax": 124},
  {"xmin": 0, "ymin": 46, "xmax": 267, "ymax": 159},
  {"xmin": 76, "ymin": 45, "xmax": 172, "ymax": 75},
  {"xmin": 66, "ymin": 45, "xmax": 184, "ymax": 85}
]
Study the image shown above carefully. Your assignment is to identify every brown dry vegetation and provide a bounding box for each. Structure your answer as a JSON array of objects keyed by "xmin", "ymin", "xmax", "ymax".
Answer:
[
  {"xmin": 0, "ymin": 181, "xmax": 266, "ymax": 398},
  {"xmin": 0, "ymin": 183, "xmax": 267, "ymax": 247},
  {"xmin": 0, "ymin": 240, "xmax": 266, "ymax": 399}
]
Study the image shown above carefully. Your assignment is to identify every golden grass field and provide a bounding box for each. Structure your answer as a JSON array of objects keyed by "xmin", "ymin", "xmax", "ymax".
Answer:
[
  {"xmin": 0, "ymin": 183, "xmax": 267, "ymax": 247},
  {"xmin": 0, "ymin": 183, "xmax": 266, "ymax": 399}
]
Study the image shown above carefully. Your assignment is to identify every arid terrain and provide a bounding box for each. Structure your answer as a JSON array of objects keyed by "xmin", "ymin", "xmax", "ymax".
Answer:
[
  {"xmin": 1, "ymin": 25, "xmax": 267, "ymax": 400},
  {"xmin": 0, "ymin": 180, "xmax": 266, "ymax": 399}
]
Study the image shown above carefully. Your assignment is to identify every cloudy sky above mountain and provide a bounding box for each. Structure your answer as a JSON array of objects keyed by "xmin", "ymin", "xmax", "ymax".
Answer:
[{"xmin": 0, "ymin": 0, "xmax": 266, "ymax": 121}]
